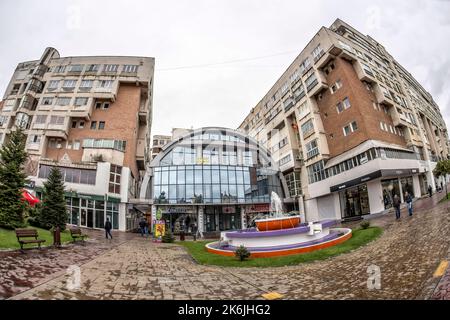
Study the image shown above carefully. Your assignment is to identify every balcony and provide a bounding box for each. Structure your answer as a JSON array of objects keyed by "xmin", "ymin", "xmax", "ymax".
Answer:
[
  {"xmin": 46, "ymin": 120, "xmax": 70, "ymax": 140},
  {"xmin": 374, "ymin": 84, "xmax": 394, "ymax": 107},
  {"xmin": 93, "ymin": 86, "xmax": 116, "ymax": 101},
  {"xmin": 283, "ymin": 97, "xmax": 295, "ymax": 113},
  {"xmin": 136, "ymin": 138, "xmax": 146, "ymax": 170},
  {"xmin": 314, "ymin": 46, "xmax": 340, "ymax": 69},
  {"xmin": 337, "ymin": 41, "xmax": 357, "ymax": 62},
  {"xmin": 354, "ymin": 61, "xmax": 376, "ymax": 83},
  {"xmin": 305, "ymin": 71, "xmax": 328, "ymax": 98},
  {"xmin": 139, "ymin": 102, "xmax": 148, "ymax": 125},
  {"xmin": 391, "ymin": 109, "xmax": 412, "ymax": 127},
  {"xmin": 27, "ymin": 142, "xmax": 41, "ymax": 152}
]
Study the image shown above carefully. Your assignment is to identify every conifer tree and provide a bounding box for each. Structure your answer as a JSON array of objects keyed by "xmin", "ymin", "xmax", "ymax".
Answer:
[
  {"xmin": 0, "ymin": 128, "xmax": 28, "ymax": 229},
  {"xmin": 38, "ymin": 166, "xmax": 68, "ymax": 230}
]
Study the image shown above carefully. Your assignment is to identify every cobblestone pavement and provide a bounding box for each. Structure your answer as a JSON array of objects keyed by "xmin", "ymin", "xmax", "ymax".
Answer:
[
  {"xmin": 4, "ymin": 191, "xmax": 450, "ymax": 300},
  {"xmin": 0, "ymin": 229, "xmax": 136, "ymax": 299}
]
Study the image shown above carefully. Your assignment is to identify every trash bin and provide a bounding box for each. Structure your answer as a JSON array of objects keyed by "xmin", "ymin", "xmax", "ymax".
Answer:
[{"xmin": 53, "ymin": 226, "xmax": 61, "ymax": 247}]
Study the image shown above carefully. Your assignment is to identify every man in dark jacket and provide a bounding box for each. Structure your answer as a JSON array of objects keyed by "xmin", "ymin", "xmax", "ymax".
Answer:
[
  {"xmin": 393, "ymin": 194, "xmax": 401, "ymax": 220},
  {"xmin": 405, "ymin": 192, "xmax": 413, "ymax": 216},
  {"xmin": 105, "ymin": 218, "xmax": 113, "ymax": 239},
  {"xmin": 139, "ymin": 219, "xmax": 146, "ymax": 237},
  {"xmin": 428, "ymin": 185, "xmax": 433, "ymax": 198}
]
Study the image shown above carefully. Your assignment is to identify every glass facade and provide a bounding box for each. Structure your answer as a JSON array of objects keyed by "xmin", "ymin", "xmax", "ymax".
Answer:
[{"xmin": 66, "ymin": 197, "xmax": 119, "ymax": 230}]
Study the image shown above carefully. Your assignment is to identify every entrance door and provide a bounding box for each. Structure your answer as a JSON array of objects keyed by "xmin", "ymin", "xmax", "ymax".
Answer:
[
  {"xmin": 87, "ymin": 209, "xmax": 94, "ymax": 228},
  {"xmin": 80, "ymin": 209, "xmax": 87, "ymax": 227},
  {"xmin": 340, "ymin": 184, "xmax": 370, "ymax": 218}
]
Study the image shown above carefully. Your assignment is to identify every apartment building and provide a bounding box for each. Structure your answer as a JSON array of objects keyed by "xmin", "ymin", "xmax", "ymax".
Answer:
[
  {"xmin": 239, "ymin": 19, "xmax": 449, "ymax": 222},
  {"xmin": 151, "ymin": 135, "xmax": 171, "ymax": 160},
  {"xmin": 0, "ymin": 47, "xmax": 154, "ymax": 231}
]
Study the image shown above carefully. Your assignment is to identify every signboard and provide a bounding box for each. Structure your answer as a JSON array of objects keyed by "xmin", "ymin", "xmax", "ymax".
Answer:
[
  {"xmin": 222, "ymin": 206, "xmax": 236, "ymax": 214},
  {"xmin": 246, "ymin": 204, "xmax": 270, "ymax": 213},
  {"xmin": 153, "ymin": 219, "xmax": 165, "ymax": 242}
]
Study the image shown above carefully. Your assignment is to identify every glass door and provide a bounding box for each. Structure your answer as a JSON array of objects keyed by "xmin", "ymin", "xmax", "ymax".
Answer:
[
  {"xmin": 80, "ymin": 209, "xmax": 87, "ymax": 227},
  {"xmin": 87, "ymin": 209, "xmax": 94, "ymax": 228}
]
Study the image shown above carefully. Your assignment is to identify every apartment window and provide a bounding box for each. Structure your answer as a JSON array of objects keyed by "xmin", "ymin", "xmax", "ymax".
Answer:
[
  {"xmin": 122, "ymin": 65, "xmax": 138, "ymax": 73},
  {"xmin": 99, "ymin": 80, "xmax": 113, "ymax": 88},
  {"xmin": 48, "ymin": 138, "xmax": 63, "ymax": 149},
  {"xmin": 95, "ymin": 102, "xmax": 102, "ymax": 109},
  {"xmin": 90, "ymin": 121, "xmax": 97, "ymax": 129},
  {"xmin": 279, "ymin": 154, "xmax": 292, "ymax": 166},
  {"xmin": 278, "ymin": 137, "xmax": 288, "ymax": 149},
  {"xmin": 324, "ymin": 62, "xmax": 335, "ymax": 75},
  {"xmin": 53, "ymin": 65, "xmax": 66, "ymax": 73},
  {"xmin": 343, "ymin": 122, "xmax": 358, "ymax": 136},
  {"xmin": 62, "ymin": 79, "xmax": 77, "ymax": 89},
  {"xmin": 312, "ymin": 44, "xmax": 324, "ymax": 61},
  {"xmin": 86, "ymin": 64, "xmax": 99, "ymax": 72},
  {"xmin": 330, "ymin": 80, "xmax": 342, "ymax": 94},
  {"xmin": 74, "ymin": 97, "xmax": 88, "ymax": 106},
  {"xmin": 50, "ymin": 116, "xmax": 65, "ymax": 125},
  {"xmin": 34, "ymin": 115, "xmax": 47, "ymax": 124},
  {"xmin": 98, "ymin": 121, "xmax": 105, "ymax": 130},
  {"xmin": 299, "ymin": 58, "xmax": 311, "ymax": 74},
  {"xmin": 103, "ymin": 102, "xmax": 110, "ymax": 109},
  {"xmin": 79, "ymin": 80, "xmax": 93, "ymax": 89},
  {"xmin": 28, "ymin": 134, "xmax": 41, "ymax": 143},
  {"xmin": 41, "ymin": 97, "xmax": 54, "ymax": 105},
  {"xmin": 0, "ymin": 116, "xmax": 8, "ymax": 126},
  {"xmin": 69, "ymin": 64, "xmax": 83, "ymax": 72},
  {"xmin": 290, "ymin": 69, "xmax": 301, "ymax": 84},
  {"xmin": 72, "ymin": 121, "xmax": 77, "ymax": 128},
  {"xmin": 305, "ymin": 72, "xmax": 318, "ymax": 91},
  {"xmin": 281, "ymin": 82, "xmax": 290, "ymax": 96},
  {"xmin": 307, "ymin": 160, "xmax": 327, "ymax": 184},
  {"xmin": 301, "ymin": 119, "xmax": 314, "ymax": 136},
  {"xmin": 109, "ymin": 165, "xmax": 122, "ymax": 194},
  {"xmin": 343, "ymin": 97, "xmax": 351, "ymax": 109},
  {"xmin": 3, "ymin": 99, "xmax": 15, "ymax": 111},
  {"xmin": 95, "ymin": 101, "xmax": 110, "ymax": 109},
  {"xmin": 103, "ymin": 64, "xmax": 119, "ymax": 72},
  {"xmin": 48, "ymin": 80, "xmax": 59, "ymax": 90},
  {"xmin": 73, "ymin": 140, "xmax": 81, "ymax": 150},
  {"xmin": 79, "ymin": 121, "xmax": 85, "ymax": 128},
  {"xmin": 38, "ymin": 165, "xmax": 96, "ymax": 185},
  {"xmin": 56, "ymin": 97, "xmax": 71, "ymax": 106},
  {"xmin": 306, "ymin": 139, "xmax": 319, "ymax": 158}
]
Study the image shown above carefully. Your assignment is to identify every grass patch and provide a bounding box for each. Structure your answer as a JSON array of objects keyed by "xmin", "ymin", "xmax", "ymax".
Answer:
[
  {"xmin": 0, "ymin": 227, "xmax": 73, "ymax": 249},
  {"xmin": 438, "ymin": 193, "xmax": 450, "ymax": 204},
  {"xmin": 177, "ymin": 227, "xmax": 382, "ymax": 268}
]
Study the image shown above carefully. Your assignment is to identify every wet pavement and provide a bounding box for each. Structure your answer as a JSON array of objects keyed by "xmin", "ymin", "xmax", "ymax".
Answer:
[{"xmin": 2, "ymin": 191, "xmax": 450, "ymax": 300}]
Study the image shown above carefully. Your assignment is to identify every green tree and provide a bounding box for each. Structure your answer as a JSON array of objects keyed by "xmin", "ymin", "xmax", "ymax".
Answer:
[
  {"xmin": 38, "ymin": 166, "xmax": 68, "ymax": 230},
  {"xmin": 0, "ymin": 128, "xmax": 28, "ymax": 229},
  {"xmin": 433, "ymin": 160, "xmax": 450, "ymax": 199}
]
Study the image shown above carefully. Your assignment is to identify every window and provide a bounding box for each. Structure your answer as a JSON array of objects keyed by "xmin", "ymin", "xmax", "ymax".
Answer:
[
  {"xmin": 109, "ymin": 165, "xmax": 122, "ymax": 194},
  {"xmin": 48, "ymin": 138, "xmax": 63, "ymax": 149},
  {"xmin": 79, "ymin": 80, "xmax": 93, "ymax": 89},
  {"xmin": 69, "ymin": 64, "xmax": 83, "ymax": 72},
  {"xmin": 56, "ymin": 97, "xmax": 71, "ymax": 106},
  {"xmin": 49, "ymin": 116, "xmax": 65, "ymax": 125},
  {"xmin": 305, "ymin": 72, "xmax": 318, "ymax": 91},
  {"xmin": 29, "ymin": 135, "xmax": 41, "ymax": 144},
  {"xmin": 48, "ymin": 80, "xmax": 59, "ymax": 90},
  {"xmin": 330, "ymin": 80, "xmax": 342, "ymax": 94},
  {"xmin": 99, "ymin": 80, "xmax": 113, "ymax": 88},
  {"xmin": 279, "ymin": 154, "xmax": 291, "ymax": 166},
  {"xmin": 38, "ymin": 165, "xmax": 96, "ymax": 185},
  {"xmin": 35, "ymin": 115, "xmax": 47, "ymax": 124},
  {"xmin": 74, "ymin": 97, "xmax": 88, "ymax": 106},
  {"xmin": 90, "ymin": 121, "xmax": 97, "ymax": 129},
  {"xmin": 3, "ymin": 99, "xmax": 15, "ymax": 111},
  {"xmin": 351, "ymin": 121, "xmax": 358, "ymax": 131},
  {"xmin": 95, "ymin": 102, "xmax": 102, "ymax": 109},
  {"xmin": 299, "ymin": 58, "xmax": 311, "ymax": 74},
  {"xmin": 103, "ymin": 64, "xmax": 119, "ymax": 72},
  {"xmin": 281, "ymin": 82, "xmax": 290, "ymax": 96},
  {"xmin": 73, "ymin": 140, "xmax": 81, "ymax": 150},
  {"xmin": 278, "ymin": 137, "xmax": 288, "ymax": 149},
  {"xmin": 41, "ymin": 97, "xmax": 54, "ymax": 105},
  {"xmin": 306, "ymin": 139, "xmax": 319, "ymax": 158},
  {"xmin": 0, "ymin": 116, "xmax": 8, "ymax": 126},
  {"xmin": 343, "ymin": 97, "xmax": 351, "ymax": 109},
  {"xmin": 312, "ymin": 44, "xmax": 324, "ymax": 61},
  {"xmin": 307, "ymin": 160, "xmax": 327, "ymax": 183},
  {"xmin": 79, "ymin": 121, "xmax": 85, "ymax": 128},
  {"xmin": 54, "ymin": 65, "xmax": 65, "ymax": 73},
  {"xmin": 86, "ymin": 64, "xmax": 99, "ymax": 72},
  {"xmin": 290, "ymin": 69, "xmax": 301, "ymax": 84},
  {"xmin": 122, "ymin": 65, "xmax": 138, "ymax": 73},
  {"xmin": 72, "ymin": 121, "xmax": 77, "ymax": 128},
  {"xmin": 62, "ymin": 79, "xmax": 77, "ymax": 89},
  {"xmin": 103, "ymin": 102, "xmax": 110, "ymax": 109},
  {"xmin": 98, "ymin": 121, "xmax": 105, "ymax": 130},
  {"xmin": 301, "ymin": 119, "xmax": 314, "ymax": 136}
]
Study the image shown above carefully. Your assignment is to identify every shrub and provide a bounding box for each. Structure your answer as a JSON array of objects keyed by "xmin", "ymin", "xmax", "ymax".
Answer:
[
  {"xmin": 162, "ymin": 230, "xmax": 175, "ymax": 243},
  {"xmin": 360, "ymin": 220, "xmax": 371, "ymax": 229},
  {"xmin": 235, "ymin": 245, "xmax": 251, "ymax": 261}
]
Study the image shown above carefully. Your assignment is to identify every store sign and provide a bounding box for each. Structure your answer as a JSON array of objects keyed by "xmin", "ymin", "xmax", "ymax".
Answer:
[
  {"xmin": 246, "ymin": 204, "xmax": 270, "ymax": 213},
  {"xmin": 153, "ymin": 220, "xmax": 165, "ymax": 242},
  {"xmin": 222, "ymin": 206, "xmax": 236, "ymax": 214},
  {"xmin": 166, "ymin": 206, "xmax": 192, "ymax": 214}
]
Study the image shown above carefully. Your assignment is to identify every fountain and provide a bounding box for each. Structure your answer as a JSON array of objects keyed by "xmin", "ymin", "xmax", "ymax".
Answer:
[{"xmin": 206, "ymin": 192, "xmax": 352, "ymax": 258}]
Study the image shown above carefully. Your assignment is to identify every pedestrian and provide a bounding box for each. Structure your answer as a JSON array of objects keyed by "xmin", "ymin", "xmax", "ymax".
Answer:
[
  {"xmin": 405, "ymin": 191, "xmax": 413, "ymax": 216},
  {"xmin": 428, "ymin": 185, "xmax": 433, "ymax": 198},
  {"xmin": 144, "ymin": 219, "xmax": 149, "ymax": 238},
  {"xmin": 105, "ymin": 217, "xmax": 113, "ymax": 239},
  {"xmin": 139, "ymin": 218, "xmax": 146, "ymax": 237},
  {"xmin": 393, "ymin": 194, "xmax": 401, "ymax": 220}
]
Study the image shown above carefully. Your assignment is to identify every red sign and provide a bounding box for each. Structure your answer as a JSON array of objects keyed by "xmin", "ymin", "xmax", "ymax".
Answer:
[{"xmin": 246, "ymin": 204, "xmax": 270, "ymax": 213}]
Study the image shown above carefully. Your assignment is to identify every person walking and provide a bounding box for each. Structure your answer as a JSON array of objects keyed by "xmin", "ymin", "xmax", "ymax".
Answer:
[
  {"xmin": 144, "ymin": 219, "xmax": 149, "ymax": 238},
  {"xmin": 105, "ymin": 218, "xmax": 113, "ymax": 239},
  {"xmin": 405, "ymin": 191, "xmax": 413, "ymax": 216},
  {"xmin": 393, "ymin": 194, "xmax": 401, "ymax": 220},
  {"xmin": 139, "ymin": 218, "xmax": 146, "ymax": 237},
  {"xmin": 428, "ymin": 185, "xmax": 433, "ymax": 198}
]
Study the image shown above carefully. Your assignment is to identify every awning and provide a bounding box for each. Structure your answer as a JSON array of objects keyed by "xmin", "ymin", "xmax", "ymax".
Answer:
[{"xmin": 21, "ymin": 189, "xmax": 40, "ymax": 207}]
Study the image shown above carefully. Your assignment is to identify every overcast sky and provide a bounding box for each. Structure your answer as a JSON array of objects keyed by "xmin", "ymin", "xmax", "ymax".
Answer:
[{"xmin": 0, "ymin": 0, "xmax": 449, "ymax": 137}]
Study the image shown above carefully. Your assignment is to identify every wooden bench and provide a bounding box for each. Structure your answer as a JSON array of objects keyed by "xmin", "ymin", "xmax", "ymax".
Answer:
[
  {"xmin": 70, "ymin": 228, "xmax": 87, "ymax": 243},
  {"xmin": 15, "ymin": 228, "xmax": 46, "ymax": 252}
]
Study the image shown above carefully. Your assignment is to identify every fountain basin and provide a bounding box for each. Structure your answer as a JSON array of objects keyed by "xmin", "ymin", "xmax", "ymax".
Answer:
[
  {"xmin": 255, "ymin": 215, "xmax": 301, "ymax": 231},
  {"xmin": 205, "ymin": 219, "xmax": 352, "ymax": 258}
]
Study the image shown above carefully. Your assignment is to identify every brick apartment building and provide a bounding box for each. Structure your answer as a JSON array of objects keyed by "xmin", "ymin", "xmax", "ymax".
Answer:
[
  {"xmin": 239, "ymin": 19, "xmax": 450, "ymax": 222},
  {"xmin": 0, "ymin": 47, "xmax": 154, "ymax": 231}
]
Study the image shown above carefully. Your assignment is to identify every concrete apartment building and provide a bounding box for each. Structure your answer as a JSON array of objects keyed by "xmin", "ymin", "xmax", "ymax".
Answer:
[
  {"xmin": 151, "ymin": 135, "xmax": 172, "ymax": 160},
  {"xmin": 0, "ymin": 47, "xmax": 154, "ymax": 231},
  {"xmin": 239, "ymin": 19, "xmax": 449, "ymax": 222}
]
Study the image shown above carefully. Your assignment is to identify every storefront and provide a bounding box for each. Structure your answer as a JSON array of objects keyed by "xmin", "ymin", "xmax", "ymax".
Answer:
[
  {"xmin": 339, "ymin": 184, "xmax": 370, "ymax": 218},
  {"xmin": 148, "ymin": 127, "xmax": 286, "ymax": 235}
]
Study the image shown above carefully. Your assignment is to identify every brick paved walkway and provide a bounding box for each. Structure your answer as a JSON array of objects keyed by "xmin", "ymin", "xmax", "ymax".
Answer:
[{"xmin": 3, "ymin": 191, "xmax": 450, "ymax": 300}]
